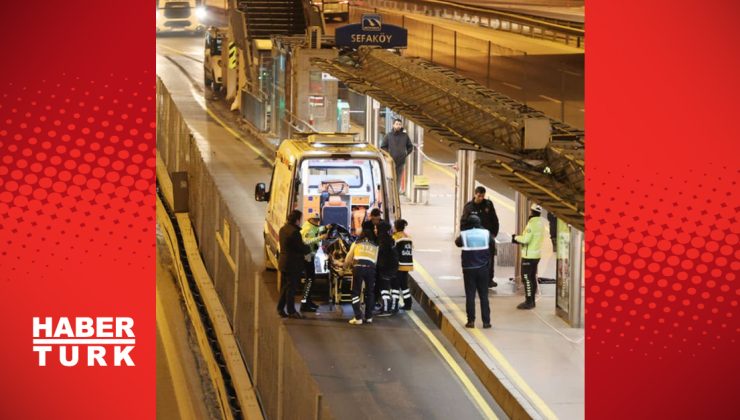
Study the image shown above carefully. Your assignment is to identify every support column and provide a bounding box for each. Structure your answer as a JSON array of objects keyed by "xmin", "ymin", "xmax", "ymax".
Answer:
[
  {"xmin": 365, "ymin": 96, "xmax": 379, "ymax": 147},
  {"xmin": 513, "ymin": 191, "xmax": 529, "ymax": 286},
  {"xmin": 403, "ymin": 121, "xmax": 416, "ymax": 198},
  {"xmin": 453, "ymin": 149, "xmax": 476, "ymax": 238},
  {"xmin": 569, "ymin": 228, "xmax": 584, "ymax": 327},
  {"xmin": 412, "ymin": 125, "xmax": 425, "ymax": 204}
]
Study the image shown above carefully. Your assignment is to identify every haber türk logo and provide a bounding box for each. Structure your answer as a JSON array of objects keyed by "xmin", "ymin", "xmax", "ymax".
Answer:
[{"xmin": 32, "ymin": 317, "xmax": 136, "ymax": 367}]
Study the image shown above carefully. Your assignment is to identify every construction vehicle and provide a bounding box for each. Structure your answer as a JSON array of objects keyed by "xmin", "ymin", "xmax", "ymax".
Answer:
[{"xmin": 204, "ymin": 27, "xmax": 226, "ymax": 91}]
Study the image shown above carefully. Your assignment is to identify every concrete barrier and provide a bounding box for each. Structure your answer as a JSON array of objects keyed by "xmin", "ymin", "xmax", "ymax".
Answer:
[{"xmin": 157, "ymin": 77, "xmax": 333, "ymax": 420}]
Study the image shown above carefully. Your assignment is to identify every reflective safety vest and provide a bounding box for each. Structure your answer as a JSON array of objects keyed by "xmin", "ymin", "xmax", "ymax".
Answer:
[
  {"xmin": 457, "ymin": 227, "xmax": 491, "ymax": 269},
  {"xmin": 345, "ymin": 239, "xmax": 379, "ymax": 268},
  {"xmin": 301, "ymin": 221, "xmax": 327, "ymax": 255},
  {"xmin": 393, "ymin": 231, "xmax": 414, "ymax": 272},
  {"xmin": 515, "ymin": 217, "xmax": 545, "ymax": 259}
]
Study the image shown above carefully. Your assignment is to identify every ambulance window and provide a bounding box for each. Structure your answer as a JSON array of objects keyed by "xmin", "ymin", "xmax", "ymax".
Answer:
[{"xmin": 307, "ymin": 165, "xmax": 363, "ymax": 188}]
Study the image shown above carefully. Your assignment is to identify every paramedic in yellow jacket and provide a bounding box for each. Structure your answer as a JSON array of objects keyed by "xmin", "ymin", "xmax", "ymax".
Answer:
[
  {"xmin": 392, "ymin": 219, "xmax": 414, "ymax": 311},
  {"xmin": 343, "ymin": 221, "xmax": 379, "ymax": 325},
  {"xmin": 512, "ymin": 204, "xmax": 545, "ymax": 310}
]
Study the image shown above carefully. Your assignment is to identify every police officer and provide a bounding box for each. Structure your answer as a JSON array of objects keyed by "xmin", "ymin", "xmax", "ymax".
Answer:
[
  {"xmin": 300, "ymin": 214, "xmax": 331, "ymax": 312},
  {"xmin": 455, "ymin": 215, "xmax": 495, "ymax": 329},
  {"xmin": 343, "ymin": 221, "xmax": 379, "ymax": 325},
  {"xmin": 512, "ymin": 204, "xmax": 545, "ymax": 310},
  {"xmin": 376, "ymin": 220, "xmax": 398, "ymax": 316},
  {"xmin": 461, "ymin": 186, "xmax": 500, "ymax": 288}
]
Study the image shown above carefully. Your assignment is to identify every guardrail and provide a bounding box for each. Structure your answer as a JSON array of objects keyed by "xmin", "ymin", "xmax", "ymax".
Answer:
[{"xmin": 354, "ymin": 0, "xmax": 584, "ymax": 48}]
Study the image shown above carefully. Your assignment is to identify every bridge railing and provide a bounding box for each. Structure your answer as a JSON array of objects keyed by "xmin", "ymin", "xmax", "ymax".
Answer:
[
  {"xmin": 355, "ymin": 0, "xmax": 584, "ymax": 47},
  {"xmin": 351, "ymin": 6, "xmax": 585, "ymax": 129}
]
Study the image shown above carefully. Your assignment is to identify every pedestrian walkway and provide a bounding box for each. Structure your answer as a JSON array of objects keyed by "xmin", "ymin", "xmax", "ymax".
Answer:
[{"xmin": 402, "ymin": 157, "xmax": 584, "ymax": 420}]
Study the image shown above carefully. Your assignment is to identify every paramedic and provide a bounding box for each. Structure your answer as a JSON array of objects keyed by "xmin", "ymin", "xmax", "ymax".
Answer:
[{"xmin": 343, "ymin": 221, "xmax": 379, "ymax": 325}]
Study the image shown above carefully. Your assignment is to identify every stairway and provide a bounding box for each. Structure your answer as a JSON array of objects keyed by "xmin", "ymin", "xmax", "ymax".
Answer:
[{"xmin": 238, "ymin": 0, "xmax": 308, "ymax": 39}]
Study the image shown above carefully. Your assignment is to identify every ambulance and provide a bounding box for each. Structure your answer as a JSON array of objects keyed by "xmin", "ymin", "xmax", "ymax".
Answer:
[{"xmin": 255, "ymin": 133, "xmax": 400, "ymax": 270}]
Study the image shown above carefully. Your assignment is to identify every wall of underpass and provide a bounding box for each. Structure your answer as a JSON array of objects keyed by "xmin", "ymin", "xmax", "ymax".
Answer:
[{"xmin": 156, "ymin": 77, "xmax": 333, "ymax": 420}]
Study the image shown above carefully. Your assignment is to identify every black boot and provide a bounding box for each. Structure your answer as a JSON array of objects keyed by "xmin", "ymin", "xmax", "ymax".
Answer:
[
  {"xmin": 517, "ymin": 297, "xmax": 536, "ymax": 310},
  {"xmin": 300, "ymin": 278, "xmax": 316, "ymax": 311},
  {"xmin": 300, "ymin": 302, "xmax": 317, "ymax": 312}
]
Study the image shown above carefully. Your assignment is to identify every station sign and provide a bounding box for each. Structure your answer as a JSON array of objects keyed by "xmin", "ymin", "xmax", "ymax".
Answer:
[{"xmin": 335, "ymin": 14, "xmax": 408, "ymax": 49}]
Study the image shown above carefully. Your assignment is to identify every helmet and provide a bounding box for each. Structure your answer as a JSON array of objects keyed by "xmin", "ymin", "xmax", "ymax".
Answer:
[
  {"xmin": 467, "ymin": 215, "xmax": 482, "ymax": 228},
  {"xmin": 531, "ymin": 204, "xmax": 542, "ymax": 213}
]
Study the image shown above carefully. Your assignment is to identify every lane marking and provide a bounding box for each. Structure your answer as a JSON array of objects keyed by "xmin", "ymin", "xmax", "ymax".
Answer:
[
  {"xmin": 502, "ymin": 82, "xmax": 523, "ymax": 90},
  {"xmin": 158, "ymin": 51, "xmax": 272, "ymax": 164},
  {"xmin": 407, "ymin": 310, "xmax": 498, "ymax": 420},
  {"xmin": 158, "ymin": 43, "xmax": 204, "ymax": 63},
  {"xmin": 415, "ymin": 248, "xmax": 442, "ymax": 253},
  {"xmin": 203, "ymin": 106, "xmax": 272, "ymax": 164},
  {"xmin": 414, "ymin": 263, "xmax": 559, "ymax": 419},
  {"xmin": 538, "ymin": 95, "xmax": 562, "ymax": 104},
  {"xmin": 561, "ymin": 69, "xmax": 582, "ymax": 77}
]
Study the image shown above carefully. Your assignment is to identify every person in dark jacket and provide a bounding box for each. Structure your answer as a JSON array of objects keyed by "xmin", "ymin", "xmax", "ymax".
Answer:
[
  {"xmin": 460, "ymin": 186, "xmax": 500, "ymax": 288},
  {"xmin": 277, "ymin": 210, "xmax": 311, "ymax": 319},
  {"xmin": 392, "ymin": 219, "xmax": 414, "ymax": 311},
  {"xmin": 455, "ymin": 215, "xmax": 495, "ymax": 329},
  {"xmin": 375, "ymin": 220, "xmax": 399, "ymax": 316},
  {"xmin": 380, "ymin": 118, "xmax": 414, "ymax": 186}
]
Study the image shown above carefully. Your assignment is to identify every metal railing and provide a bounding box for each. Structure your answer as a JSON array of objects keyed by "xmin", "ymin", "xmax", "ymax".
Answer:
[
  {"xmin": 351, "ymin": 7, "xmax": 584, "ymax": 129},
  {"xmin": 354, "ymin": 0, "xmax": 584, "ymax": 47}
]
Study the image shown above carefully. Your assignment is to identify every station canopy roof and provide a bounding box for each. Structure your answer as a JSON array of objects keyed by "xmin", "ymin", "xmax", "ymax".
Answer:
[{"xmin": 313, "ymin": 47, "xmax": 584, "ymax": 230}]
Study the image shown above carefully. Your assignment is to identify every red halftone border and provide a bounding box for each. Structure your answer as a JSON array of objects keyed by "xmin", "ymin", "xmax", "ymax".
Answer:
[{"xmin": 587, "ymin": 0, "xmax": 740, "ymax": 418}]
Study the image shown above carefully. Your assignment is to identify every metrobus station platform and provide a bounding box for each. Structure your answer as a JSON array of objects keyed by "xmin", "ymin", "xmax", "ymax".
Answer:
[{"xmin": 398, "ymin": 146, "xmax": 585, "ymax": 419}]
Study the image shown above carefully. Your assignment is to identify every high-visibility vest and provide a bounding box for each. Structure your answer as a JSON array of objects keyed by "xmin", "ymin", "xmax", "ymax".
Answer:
[
  {"xmin": 515, "ymin": 217, "xmax": 545, "ymax": 259},
  {"xmin": 349, "ymin": 240, "xmax": 379, "ymax": 266},
  {"xmin": 393, "ymin": 232, "xmax": 414, "ymax": 272},
  {"xmin": 459, "ymin": 228, "xmax": 491, "ymax": 269}
]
